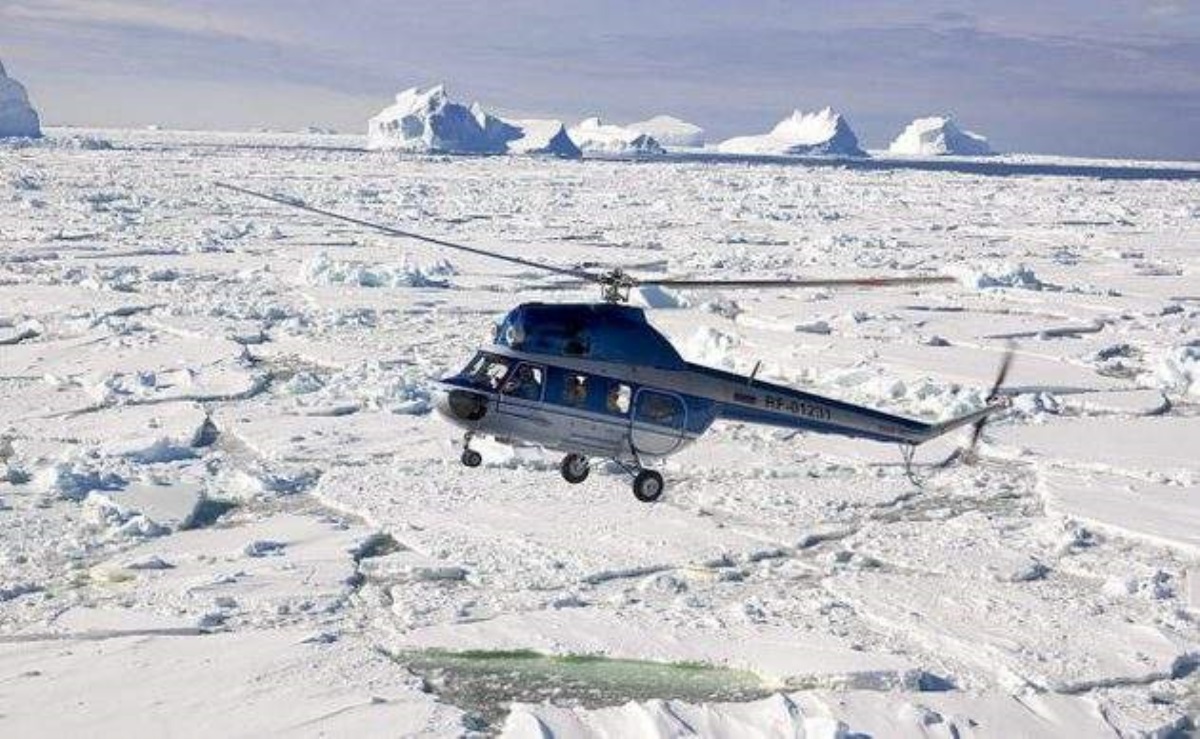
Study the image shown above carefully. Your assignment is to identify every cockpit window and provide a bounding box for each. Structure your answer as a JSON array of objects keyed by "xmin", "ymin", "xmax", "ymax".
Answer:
[
  {"xmin": 501, "ymin": 363, "xmax": 545, "ymax": 401},
  {"xmin": 463, "ymin": 354, "xmax": 511, "ymax": 390}
]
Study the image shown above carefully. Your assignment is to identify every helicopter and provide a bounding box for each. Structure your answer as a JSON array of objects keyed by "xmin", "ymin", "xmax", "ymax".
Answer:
[{"xmin": 217, "ymin": 182, "xmax": 1012, "ymax": 503}]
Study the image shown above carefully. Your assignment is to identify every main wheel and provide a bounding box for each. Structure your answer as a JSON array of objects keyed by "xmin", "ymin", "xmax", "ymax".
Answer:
[
  {"xmin": 460, "ymin": 449, "xmax": 482, "ymax": 468},
  {"xmin": 632, "ymin": 470, "xmax": 664, "ymax": 502},
  {"xmin": 560, "ymin": 453, "xmax": 590, "ymax": 484}
]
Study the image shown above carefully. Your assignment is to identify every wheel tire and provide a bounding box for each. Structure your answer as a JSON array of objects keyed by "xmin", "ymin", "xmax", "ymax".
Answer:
[
  {"xmin": 560, "ymin": 453, "xmax": 590, "ymax": 484},
  {"xmin": 461, "ymin": 449, "xmax": 482, "ymax": 468},
  {"xmin": 632, "ymin": 470, "xmax": 665, "ymax": 502}
]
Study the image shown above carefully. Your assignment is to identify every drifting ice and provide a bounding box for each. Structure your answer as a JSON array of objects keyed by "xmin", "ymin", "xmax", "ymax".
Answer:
[
  {"xmin": 367, "ymin": 85, "xmax": 579, "ymax": 158},
  {"xmin": 888, "ymin": 116, "xmax": 993, "ymax": 156},
  {"xmin": 568, "ymin": 117, "xmax": 665, "ymax": 156},
  {"xmin": 627, "ymin": 115, "xmax": 706, "ymax": 148},
  {"xmin": 0, "ymin": 60, "xmax": 41, "ymax": 138},
  {"xmin": 718, "ymin": 107, "xmax": 865, "ymax": 157}
]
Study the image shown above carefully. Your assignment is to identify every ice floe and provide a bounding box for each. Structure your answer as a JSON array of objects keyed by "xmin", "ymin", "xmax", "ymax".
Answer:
[{"xmin": 300, "ymin": 249, "xmax": 453, "ymax": 288}]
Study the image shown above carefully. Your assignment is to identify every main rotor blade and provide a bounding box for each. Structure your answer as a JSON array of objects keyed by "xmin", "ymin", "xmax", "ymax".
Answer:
[
  {"xmin": 215, "ymin": 182, "xmax": 604, "ymax": 283},
  {"xmin": 640, "ymin": 275, "xmax": 957, "ymax": 290}
]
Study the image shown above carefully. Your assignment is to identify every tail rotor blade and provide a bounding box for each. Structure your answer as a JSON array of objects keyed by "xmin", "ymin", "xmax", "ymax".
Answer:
[
  {"xmin": 962, "ymin": 344, "xmax": 1016, "ymax": 462},
  {"xmin": 988, "ymin": 344, "xmax": 1015, "ymax": 400}
]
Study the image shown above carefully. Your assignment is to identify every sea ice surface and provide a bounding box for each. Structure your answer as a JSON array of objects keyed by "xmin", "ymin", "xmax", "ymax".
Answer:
[{"xmin": 1, "ymin": 126, "xmax": 1198, "ymax": 736}]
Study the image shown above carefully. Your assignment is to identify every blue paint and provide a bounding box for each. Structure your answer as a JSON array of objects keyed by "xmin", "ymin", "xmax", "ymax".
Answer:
[{"xmin": 495, "ymin": 303, "xmax": 686, "ymax": 370}]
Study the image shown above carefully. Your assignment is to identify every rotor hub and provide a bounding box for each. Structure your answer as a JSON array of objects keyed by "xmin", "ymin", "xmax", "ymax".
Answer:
[{"xmin": 598, "ymin": 269, "xmax": 637, "ymax": 303}]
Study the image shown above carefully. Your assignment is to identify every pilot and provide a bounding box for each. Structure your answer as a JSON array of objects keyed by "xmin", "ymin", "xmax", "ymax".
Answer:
[{"xmin": 503, "ymin": 365, "xmax": 542, "ymax": 400}]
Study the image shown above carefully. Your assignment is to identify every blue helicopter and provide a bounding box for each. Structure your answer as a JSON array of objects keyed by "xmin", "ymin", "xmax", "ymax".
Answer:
[{"xmin": 218, "ymin": 183, "xmax": 1012, "ymax": 502}]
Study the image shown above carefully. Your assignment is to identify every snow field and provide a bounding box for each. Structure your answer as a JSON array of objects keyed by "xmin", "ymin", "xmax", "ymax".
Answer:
[{"xmin": 0, "ymin": 128, "xmax": 1198, "ymax": 736}]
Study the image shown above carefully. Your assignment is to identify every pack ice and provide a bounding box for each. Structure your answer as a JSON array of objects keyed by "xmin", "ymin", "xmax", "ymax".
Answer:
[
  {"xmin": 3, "ymin": 126, "xmax": 1200, "ymax": 737},
  {"xmin": 367, "ymin": 84, "xmax": 580, "ymax": 158},
  {"xmin": 718, "ymin": 107, "xmax": 865, "ymax": 157},
  {"xmin": 0, "ymin": 60, "xmax": 41, "ymax": 138},
  {"xmin": 888, "ymin": 116, "xmax": 994, "ymax": 156}
]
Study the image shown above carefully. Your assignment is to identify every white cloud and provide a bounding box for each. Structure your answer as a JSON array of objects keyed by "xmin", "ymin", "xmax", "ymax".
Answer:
[{"xmin": 1, "ymin": 0, "xmax": 293, "ymax": 43}]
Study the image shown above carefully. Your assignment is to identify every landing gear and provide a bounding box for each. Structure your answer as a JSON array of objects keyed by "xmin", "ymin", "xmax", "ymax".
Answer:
[
  {"xmin": 560, "ymin": 453, "xmax": 590, "ymax": 484},
  {"xmin": 460, "ymin": 432, "xmax": 482, "ymax": 468},
  {"xmin": 632, "ymin": 469, "xmax": 664, "ymax": 503}
]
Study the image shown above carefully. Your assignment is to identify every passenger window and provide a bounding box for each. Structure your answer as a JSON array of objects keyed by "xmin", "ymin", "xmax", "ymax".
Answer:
[
  {"xmin": 635, "ymin": 391, "xmax": 684, "ymax": 428},
  {"xmin": 562, "ymin": 373, "xmax": 588, "ymax": 406},
  {"xmin": 606, "ymin": 382, "xmax": 632, "ymax": 415},
  {"xmin": 501, "ymin": 363, "xmax": 544, "ymax": 401}
]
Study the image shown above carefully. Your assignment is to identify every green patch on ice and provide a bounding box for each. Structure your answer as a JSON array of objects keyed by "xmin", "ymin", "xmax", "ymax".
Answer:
[{"xmin": 395, "ymin": 648, "xmax": 774, "ymax": 730}]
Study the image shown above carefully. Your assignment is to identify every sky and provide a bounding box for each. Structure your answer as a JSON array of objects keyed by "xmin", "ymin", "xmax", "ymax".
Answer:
[{"xmin": 2, "ymin": 0, "xmax": 1199, "ymax": 159}]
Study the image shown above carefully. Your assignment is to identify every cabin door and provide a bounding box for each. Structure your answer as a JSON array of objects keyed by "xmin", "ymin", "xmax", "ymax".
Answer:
[{"xmin": 629, "ymin": 389, "xmax": 687, "ymax": 457}]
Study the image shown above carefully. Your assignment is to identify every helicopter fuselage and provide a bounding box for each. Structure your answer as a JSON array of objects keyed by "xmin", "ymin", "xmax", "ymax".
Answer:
[{"xmin": 215, "ymin": 186, "xmax": 1008, "ymax": 503}]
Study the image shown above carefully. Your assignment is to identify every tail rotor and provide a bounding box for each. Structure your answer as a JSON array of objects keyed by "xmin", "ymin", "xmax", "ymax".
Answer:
[{"xmin": 934, "ymin": 345, "xmax": 1015, "ymax": 468}]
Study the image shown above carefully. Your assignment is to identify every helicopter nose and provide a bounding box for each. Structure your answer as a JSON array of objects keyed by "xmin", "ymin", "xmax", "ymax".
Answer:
[{"xmin": 435, "ymin": 389, "xmax": 489, "ymax": 424}]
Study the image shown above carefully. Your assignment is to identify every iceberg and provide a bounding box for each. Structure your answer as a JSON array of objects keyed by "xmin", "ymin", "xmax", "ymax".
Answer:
[
  {"xmin": 367, "ymin": 85, "xmax": 579, "ymax": 158},
  {"xmin": 627, "ymin": 115, "xmax": 705, "ymax": 148},
  {"xmin": 503, "ymin": 118, "xmax": 582, "ymax": 158},
  {"xmin": 718, "ymin": 107, "xmax": 865, "ymax": 157},
  {"xmin": 0, "ymin": 60, "xmax": 41, "ymax": 138},
  {"xmin": 568, "ymin": 117, "xmax": 665, "ymax": 157},
  {"xmin": 368, "ymin": 85, "xmax": 498, "ymax": 153},
  {"xmin": 888, "ymin": 116, "xmax": 993, "ymax": 156}
]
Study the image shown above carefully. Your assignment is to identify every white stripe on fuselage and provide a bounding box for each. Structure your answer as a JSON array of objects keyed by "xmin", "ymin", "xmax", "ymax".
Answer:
[
  {"xmin": 480, "ymin": 345, "xmax": 934, "ymax": 444},
  {"xmin": 434, "ymin": 381, "xmax": 697, "ymax": 458}
]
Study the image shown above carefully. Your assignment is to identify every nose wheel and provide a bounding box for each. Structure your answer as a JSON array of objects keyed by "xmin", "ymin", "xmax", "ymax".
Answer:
[
  {"xmin": 460, "ymin": 433, "xmax": 482, "ymax": 468},
  {"xmin": 560, "ymin": 453, "xmax": 590, "ymax": 484}
]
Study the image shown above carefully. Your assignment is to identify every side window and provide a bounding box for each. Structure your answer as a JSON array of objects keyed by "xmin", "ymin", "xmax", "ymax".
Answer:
[
  {"xmin": 605, "ymin": 382, "xmax": 632, "ymax": 415},
  {"xmin": 562, "ymin": 373, "xmax": 589, "ymax": 406},
  {"xmin": 635, "ymin": 391, "xmax": 684, "ymax": 429},
  {"xmin": 501, "ymin": 363, "xmax": 544, "ymax": 401}
]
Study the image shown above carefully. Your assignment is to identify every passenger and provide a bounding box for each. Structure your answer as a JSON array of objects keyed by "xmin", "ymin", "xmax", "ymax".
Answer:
[
  {"xmin": 565, "ymin": 375, "xmax": 587, "ymax": 405},
  {"xmin": 606, "ymin": 384, "xmax": 628, "ymax": 414}
]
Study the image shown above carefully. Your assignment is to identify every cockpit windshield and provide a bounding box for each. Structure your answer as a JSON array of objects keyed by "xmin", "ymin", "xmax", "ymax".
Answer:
[{"xmin": 461, "ymin": 353, "xmax": 511, "ymax": 390}]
